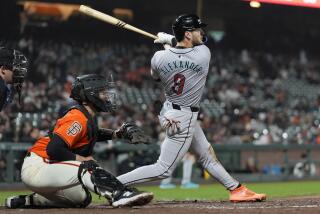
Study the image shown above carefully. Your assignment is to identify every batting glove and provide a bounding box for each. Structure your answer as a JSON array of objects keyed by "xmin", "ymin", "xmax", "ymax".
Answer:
[
  {"xmin": 154, "ymin": 32, "xmax": 175, "ymax": 46},
  {"xmin": 162, "ymin": 116, "xmax": 181, "ymax": 136}
]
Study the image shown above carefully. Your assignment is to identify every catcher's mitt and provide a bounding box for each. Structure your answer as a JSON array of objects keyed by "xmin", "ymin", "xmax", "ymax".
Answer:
[{"xmin": 116, "ymin": 122, "xmax": 150, "ymax": 144}]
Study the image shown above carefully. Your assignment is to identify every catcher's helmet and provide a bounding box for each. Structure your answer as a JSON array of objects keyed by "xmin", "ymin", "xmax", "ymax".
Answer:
[
  {"xmin": 172, "ymin": 14, "xmax": 207, "ymax": 42},
  {"xmin": 70, "ymin": 74, "xmax": 117, "ymax": 112},
  {"xmin": 0, "ymin": 47, "xmax": 28, "ymax": 102}
]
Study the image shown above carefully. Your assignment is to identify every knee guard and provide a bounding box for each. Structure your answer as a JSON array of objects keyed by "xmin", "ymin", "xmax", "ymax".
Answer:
[{"xmin": 78, "ymin": 160, "xmax": 125, "ymax": 198}]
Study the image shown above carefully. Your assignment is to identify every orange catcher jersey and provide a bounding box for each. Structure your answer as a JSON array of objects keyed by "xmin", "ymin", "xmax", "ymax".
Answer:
[{"xmin": 29, "ymin": 109, "xmax": 89, "ymax": 159}]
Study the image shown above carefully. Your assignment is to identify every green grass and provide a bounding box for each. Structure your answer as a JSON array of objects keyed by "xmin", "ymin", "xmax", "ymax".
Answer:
[
  {"xmin": 1, "ymin": 181, "xmax": 320, "ymax": 205},
  {"xmin": 140, "ymin": 181, "xmax": 320, "ymax": 200}
]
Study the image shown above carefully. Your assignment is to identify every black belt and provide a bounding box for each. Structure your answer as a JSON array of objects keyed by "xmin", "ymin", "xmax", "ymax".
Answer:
[{"xmin": 172, "ymin": 103, "xmax": 199, "ymax": 112}]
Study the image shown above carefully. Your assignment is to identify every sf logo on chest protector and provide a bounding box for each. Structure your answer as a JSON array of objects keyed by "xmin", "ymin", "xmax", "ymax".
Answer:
[{"xmin": 67, "ymin": 121, "xmax": 82, "ymax": 136}]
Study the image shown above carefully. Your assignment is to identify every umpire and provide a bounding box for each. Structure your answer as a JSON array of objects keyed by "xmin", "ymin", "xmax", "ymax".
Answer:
[{"xmin": 0, "ymin": 47, "xmax": 28, "ymax": 111}]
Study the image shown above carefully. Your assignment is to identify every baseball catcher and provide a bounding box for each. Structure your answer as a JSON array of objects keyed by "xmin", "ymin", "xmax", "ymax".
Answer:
[{"xmin": 5, "ymin": 74, "xmax": 153, "ymax": 209}]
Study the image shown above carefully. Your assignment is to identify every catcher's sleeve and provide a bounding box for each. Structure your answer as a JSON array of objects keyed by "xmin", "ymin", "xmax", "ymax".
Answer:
[{"xmin": 46, "ymin": 134, "xmax": 76, "ymax": 161}]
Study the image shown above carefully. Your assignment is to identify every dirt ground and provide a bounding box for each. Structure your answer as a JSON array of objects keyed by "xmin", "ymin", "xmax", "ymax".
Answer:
[{"xmin": 1, "ymin": 197, "xmax": 320, "ymax": 214}]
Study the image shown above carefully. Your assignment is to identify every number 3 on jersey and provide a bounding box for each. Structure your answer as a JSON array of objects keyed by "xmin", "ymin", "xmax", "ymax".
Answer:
[{"xmin": 172, "ymin": 73, "xmax": 185, "ymax": 95}]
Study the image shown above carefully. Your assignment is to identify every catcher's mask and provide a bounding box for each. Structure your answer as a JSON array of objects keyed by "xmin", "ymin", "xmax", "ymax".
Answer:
[
  {"xmin": 70, "ymin": 74, "xmax": 117, "ymax": 112},
  {"xmin": 0, "ymin": 47, "xmax": 28, "ymax": 104},
  {"xmin": 172, "ymin": 14, "xmax": 207, "ymax": 42}
]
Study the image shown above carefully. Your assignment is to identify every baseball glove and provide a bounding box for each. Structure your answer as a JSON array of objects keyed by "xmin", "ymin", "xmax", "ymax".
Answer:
[{"xmin": 116, "ymin": 122, "xmax": 150, "ymax": 144}]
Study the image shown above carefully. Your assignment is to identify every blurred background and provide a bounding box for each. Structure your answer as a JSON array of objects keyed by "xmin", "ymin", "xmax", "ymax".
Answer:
[{"xmin": 0, "ymin": 0, "xmax": 320, "ymax": 185}]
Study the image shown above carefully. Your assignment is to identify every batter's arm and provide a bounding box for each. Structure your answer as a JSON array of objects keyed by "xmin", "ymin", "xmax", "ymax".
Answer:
[
  {"xmin": 150, "ymin": 53, "xmax": 161, "ymax": 81},
  {"xmin": 150, "ymin": 69, "xmax": 161, "ymax": 82}
]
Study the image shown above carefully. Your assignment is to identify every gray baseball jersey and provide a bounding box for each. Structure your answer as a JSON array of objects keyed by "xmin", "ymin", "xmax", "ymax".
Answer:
[{"xmin": 151, "ymin": 45, "xmax": 211, "ymax": 107}]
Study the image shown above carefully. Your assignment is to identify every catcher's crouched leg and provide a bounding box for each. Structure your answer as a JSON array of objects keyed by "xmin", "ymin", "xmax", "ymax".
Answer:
[
  {"xmin": 78, "ymin": 160, "xmax": 124, "ymax": 204},
  {"xmin": 52, "ymin": 185, "xmax": 92, "ymax": 208},
  {"xmin": 78, "ymin": 160, "xmax": 154, "ymax": 207}
]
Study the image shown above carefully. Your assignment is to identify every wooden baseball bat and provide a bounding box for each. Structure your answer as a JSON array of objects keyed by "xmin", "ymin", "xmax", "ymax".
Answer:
[{"xmin": 79, "ymin": 5, "xmax": 157, "ymax": 40}]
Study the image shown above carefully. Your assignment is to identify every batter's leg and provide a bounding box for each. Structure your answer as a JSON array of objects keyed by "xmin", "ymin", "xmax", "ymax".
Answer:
[
  {"xmin": 186, "ymin": 123, "xmax": 267, "ymax": 202},
  {"xmin": 190, "ymin": 122, "xmax": 240, "ymax": 190},
  {"xmin": 117, "ymin": 111, "xmax": 198, "ymax": 186},
  {"xmin": 117, "ymin": 135, "xmax": 192, "ymax": 185}
]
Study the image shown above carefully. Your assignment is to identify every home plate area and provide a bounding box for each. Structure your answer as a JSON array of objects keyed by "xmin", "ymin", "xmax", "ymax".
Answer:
[{"xmin": 1, "ymin": 197, "xmax": 320, "ymax": 214}]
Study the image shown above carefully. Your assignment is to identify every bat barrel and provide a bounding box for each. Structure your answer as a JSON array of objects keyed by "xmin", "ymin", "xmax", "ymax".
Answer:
[{"xmin": 79, "ymin": 5, "xmax": 157, "ymax": 40}]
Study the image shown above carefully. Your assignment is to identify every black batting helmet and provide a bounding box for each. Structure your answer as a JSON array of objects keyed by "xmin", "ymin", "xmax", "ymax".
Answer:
[
  {"xmin": 70, "ymin": 74, "xmax": 117, "ymax": 112},
  {"xmin": 0, "ymin": 47, "xmax": 28, "ymax": 103},
  {"xmin": 172, "ymin": 14, "xmax": 207, "ymax": 42}
]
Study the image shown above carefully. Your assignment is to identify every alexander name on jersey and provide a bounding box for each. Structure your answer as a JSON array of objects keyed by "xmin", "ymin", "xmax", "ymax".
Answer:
[{"xmin": 159, "ymin": 60, "xmax": 203, "ymax": 75}]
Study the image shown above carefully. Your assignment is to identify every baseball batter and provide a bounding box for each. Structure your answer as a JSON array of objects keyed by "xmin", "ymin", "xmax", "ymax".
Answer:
[
  {"xmin": 5, "ymin": 74, "xmax": 153, "ymax": 208},
  {"xmin": 117, "ymin": 14, "xmax": 266, "ymax": 202}
]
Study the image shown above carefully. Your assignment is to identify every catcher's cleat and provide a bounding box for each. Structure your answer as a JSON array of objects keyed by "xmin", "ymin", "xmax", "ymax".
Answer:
[
  {"xmin": 5, "ymin": 194, "xmax": 33, "ymax": 208},
  {"xmin": 112, "ymin": 187, "xmax": 153, "ymax": 208},
  {"xmin": 229, "ymin": 185, "xmax": 266, "ymax": 202}
]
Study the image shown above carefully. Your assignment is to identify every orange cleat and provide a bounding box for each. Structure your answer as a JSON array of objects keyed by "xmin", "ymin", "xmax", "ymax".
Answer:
[{"xmin": 229, "ymin": 185, "xmax": 266, "ymax": 202}]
